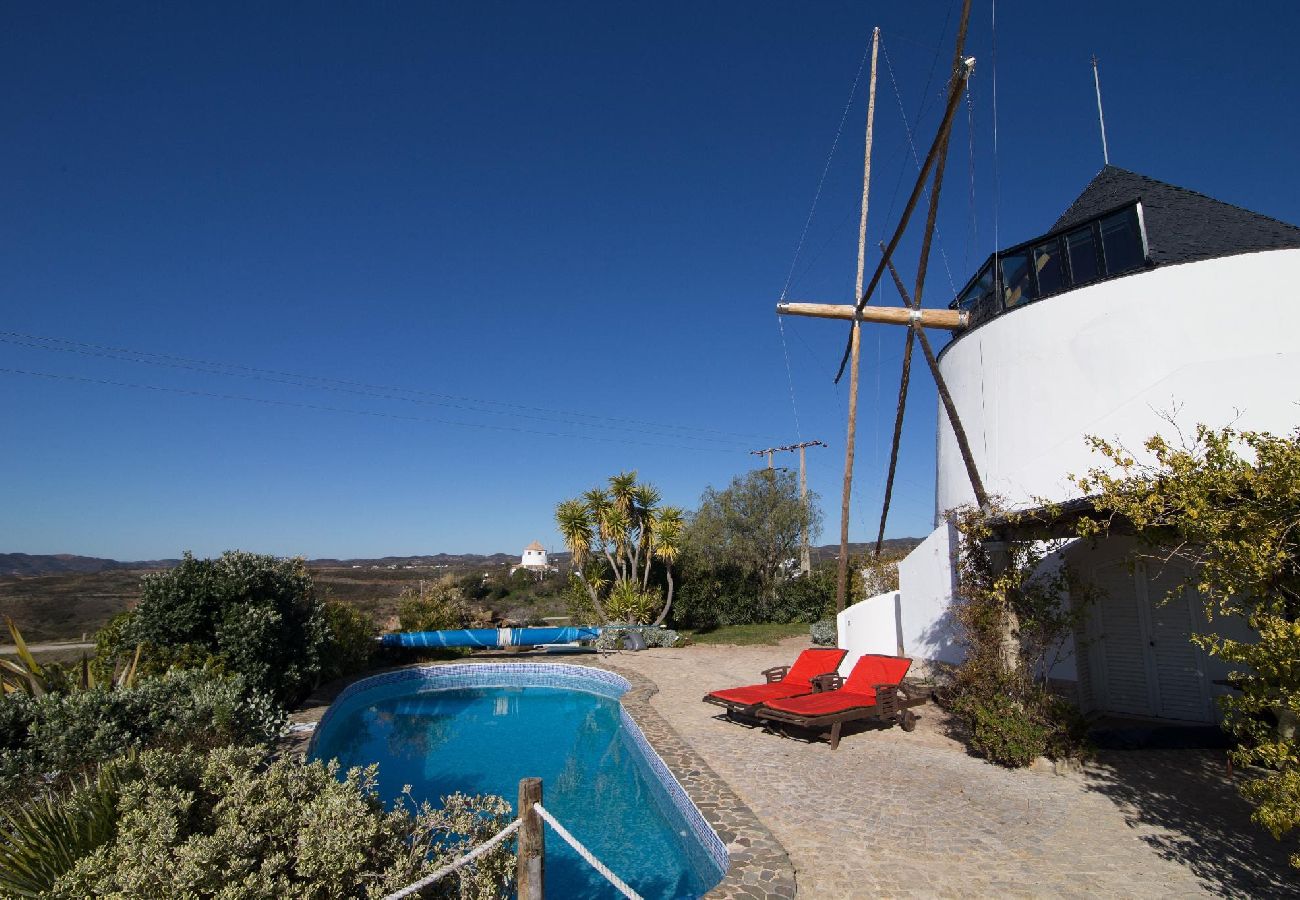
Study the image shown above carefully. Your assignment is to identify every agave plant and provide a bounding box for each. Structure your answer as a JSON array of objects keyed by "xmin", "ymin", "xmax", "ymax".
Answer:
[
  {"xmin": 0, "ymin": 763, "xmax": 121, "ymax": 897},
  {"xmin": 0, "ymin": 619, "xmax": 47, "ymax": 698},
  {"xmin": 0, "ymin": 618, "xmax": 141, "ymax": 697}
]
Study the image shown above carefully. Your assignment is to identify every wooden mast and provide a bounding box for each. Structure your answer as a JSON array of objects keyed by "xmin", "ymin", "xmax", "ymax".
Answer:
[{"xmin": 836, "ymin": 26, "xmax": 881, "ymax": 614}]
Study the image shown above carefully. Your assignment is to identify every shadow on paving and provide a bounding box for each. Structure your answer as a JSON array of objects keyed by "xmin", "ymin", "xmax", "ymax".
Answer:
[{"xmin": 1082, "ymin": 749, "xmax": 1299, "ymax": 897}]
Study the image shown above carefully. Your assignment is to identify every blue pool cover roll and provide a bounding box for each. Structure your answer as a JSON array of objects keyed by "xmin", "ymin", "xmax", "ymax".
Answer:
[{"xmin": 379, "ymin": 626, "xmax": 601, "ymax": 648}]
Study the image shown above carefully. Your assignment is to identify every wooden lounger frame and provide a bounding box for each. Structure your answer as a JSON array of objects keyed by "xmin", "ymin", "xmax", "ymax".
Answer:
[{"xmin": 756, "ymin": 673, "xmax": 931, "ymax": 750}]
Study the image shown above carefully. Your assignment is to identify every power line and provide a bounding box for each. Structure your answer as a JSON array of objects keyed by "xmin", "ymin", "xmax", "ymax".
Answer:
[
  {"xmin": 0, "ymin": 366, "xmax": 740, "ymax": 454},
  {"xmin": 0, "ymin": 330, "xmax": 776, "ymax": 446}
]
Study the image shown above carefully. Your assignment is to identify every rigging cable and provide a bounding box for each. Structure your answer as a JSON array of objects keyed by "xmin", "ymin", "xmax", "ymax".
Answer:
[
  {"xmin": 0, "ymin": 366, "xmax": 738, "ymax": 454},
  {"xmin": 0, "ymin": 330, "xmax": 769, "ymax": 446},
  {"xmin": 880, "ymin": 36, "xmax": 958, "ymax": 295},
  {"xmin": 773, "ymin": 25, "xmax": 876, "ymax": 440}
]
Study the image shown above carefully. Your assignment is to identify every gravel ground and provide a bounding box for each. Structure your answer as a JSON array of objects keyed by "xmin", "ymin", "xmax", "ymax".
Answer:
[{"xmin": 609, "ymin": 636, "xmax": 1299, "ymax": 898}]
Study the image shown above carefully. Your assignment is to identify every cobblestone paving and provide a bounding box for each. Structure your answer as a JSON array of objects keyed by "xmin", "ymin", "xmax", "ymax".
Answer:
[{"xmin": 610, "ymin": 637, "xmax": 1300, "ymax": 899}]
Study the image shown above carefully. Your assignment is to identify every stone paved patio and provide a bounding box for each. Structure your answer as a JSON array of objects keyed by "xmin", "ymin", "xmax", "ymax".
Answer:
[{"xmin": 611, "ymin": 636, "xmax": 1299, "ymax": 898}]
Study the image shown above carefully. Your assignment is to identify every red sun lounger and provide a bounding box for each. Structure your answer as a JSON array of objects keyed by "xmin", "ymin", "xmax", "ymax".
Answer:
[
  {"xmin": 702, "ymin": 647, "xmax": 847, "ymax": 717},
  {"xmin": 755, "ymin": 653, "xmax": 928, "ymax": 749}
]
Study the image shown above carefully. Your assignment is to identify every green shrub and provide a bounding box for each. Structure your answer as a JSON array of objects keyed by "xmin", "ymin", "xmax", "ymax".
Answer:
[
  {"xmin": 594, "ymin": 625, "xmax": 683, "ymax": 650},
  {"xmin": 672, "ymin": 564, "xmax": 763, "ymax": 630},
  {"xmin": 320, "ymin": 601, "xmax": 378, "ymax": 682},
  {"xmin": 49, "ymin": 746, "xmax": 514, "ymax": 899},
  {"xmin": 110, "ymin": 551, "xmax": 329, "ymax": 704},
  {"xmin": 0, "ymin": 669, "xmax": 284, "ymax": 800},
  {"xmin": 769, "ymin": 570, "xmax": 834, "ymax": 624},
  {"xmin": 956, "ymin": 692, "xmax": 1051, "ymax": 768},
  {"xmin": 809, "ymin": 619, "xmax": 837, "ymax": 646},
  {"xmin": 397, "ymin": 577, "xmax": 471, "ymax": 632}
]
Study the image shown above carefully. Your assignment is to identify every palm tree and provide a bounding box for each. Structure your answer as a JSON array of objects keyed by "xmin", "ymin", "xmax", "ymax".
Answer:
[
  {"xmin": 651, "ymin": 507, "xmax": 684, "ymax": 626},
  {"xmin": 555, "ymin": 472, "xmax": 676, "ymax": 625},
  {"xmin": 555, "ymin": 499, "xmax": 605, "ymax": 620}
]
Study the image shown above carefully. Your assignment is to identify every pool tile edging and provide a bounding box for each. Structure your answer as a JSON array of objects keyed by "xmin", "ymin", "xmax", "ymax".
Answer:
[{"xmin": 596, "ymin": 660, "xmax": 798, "ymax": 900}]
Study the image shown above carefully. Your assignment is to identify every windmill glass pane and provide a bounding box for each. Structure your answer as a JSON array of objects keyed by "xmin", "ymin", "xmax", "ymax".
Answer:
[
  {"xmin": 1000, "ymin": 249, "xmax": 1037, "ymax": 307},
  {"xmin": 1100, "ymin": 208, "xmax": 1144, "ymax": 275},
  {"xmin": 1066, "ymin": 226, "xmax": 1100, "ymax": 285},
  {"xmin": 1033, "ymin": 239, "xmax": 1065, "ymax": 295}
]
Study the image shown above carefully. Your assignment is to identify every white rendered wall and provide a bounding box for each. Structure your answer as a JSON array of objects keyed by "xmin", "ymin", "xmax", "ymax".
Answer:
[
  {"xmin": 896, "ymin": 522, "xmax": 964, "ymax": 668},
  {"xmin": 837, "ymin": 590, "xmax": 900, "ymax": 675},
  {"xmin": 935, "ymin": 249, "xmax": 1300, "ymax": 516}
]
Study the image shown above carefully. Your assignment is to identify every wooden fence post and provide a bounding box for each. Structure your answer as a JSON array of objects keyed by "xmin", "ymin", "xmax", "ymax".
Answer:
[{"xmin": 517, "ymin": 777, "xmax": 544, "ymax": 900}]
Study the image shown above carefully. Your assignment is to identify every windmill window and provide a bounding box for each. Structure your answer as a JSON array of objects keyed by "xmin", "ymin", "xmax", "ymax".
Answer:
[
  {"xmin": 1099, "ymin": 207, "xmax": 1144, "ymax": 275},
  {"xmin": 1033, "ymin": 239, "xmax": 1065, "ymax": 295},
  {"xmin": 1065, "ymin": 226, "xmax": 1101, "ymax": 285},
  {"xmin": 1000, "ymin": 249, "xmax": 1038, "ymax": 308}
]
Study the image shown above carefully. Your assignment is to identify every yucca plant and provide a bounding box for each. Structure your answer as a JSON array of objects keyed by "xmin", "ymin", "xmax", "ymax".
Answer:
[
  {"xmin": 0, "ymin": 763, "xmax": 121, "ymax": 897},
  {"xmin": 0, "ymin": 618, "xmax": 142, "ymax": 698},
  {"xmin": 556, "ymin": 472, "xmax": 684, "ymax": 626},
  {"xmin": 0, "ymin": 619, "xmax": 47, "ymax": 698}
]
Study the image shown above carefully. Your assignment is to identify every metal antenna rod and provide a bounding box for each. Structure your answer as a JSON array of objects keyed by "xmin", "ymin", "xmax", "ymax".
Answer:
[{"xmin": 1092, "ymin": 55, "xmax": 1110, "ymax": 165}]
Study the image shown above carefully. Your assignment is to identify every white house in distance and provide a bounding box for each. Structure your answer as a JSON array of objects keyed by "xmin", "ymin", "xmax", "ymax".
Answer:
[
  {"xmin": 512, "ymin": 541, "xmax": 552, "ymax": 575},
  {"xmin": 838, "ymin": 166, "xmax": 1300, "ymax": 725}
]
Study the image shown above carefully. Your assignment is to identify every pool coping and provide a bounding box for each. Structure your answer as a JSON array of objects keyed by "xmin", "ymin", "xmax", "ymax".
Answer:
[{"xmin": 291, "ymin": 656, "xmax": 797, "ymax": 899}]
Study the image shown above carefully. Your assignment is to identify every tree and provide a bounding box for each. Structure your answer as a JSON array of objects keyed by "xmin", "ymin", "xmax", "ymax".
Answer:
[
  {"xmin": 1078, "ymin": 424, "xmax": 1300, "ymax": 865},
  {"xmin": 684, "ymin": 468, "xmax": 821, "ymax": 604},
  {"xmin": 396, "ymin": 576, "xmax": 471, "ymax": 632},
  {"xmin": 554, "ymin": 471, "xmax": 683, "ymax": 624}
]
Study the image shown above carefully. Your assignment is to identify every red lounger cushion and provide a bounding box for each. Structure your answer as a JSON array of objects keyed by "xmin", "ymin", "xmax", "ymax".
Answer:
[
  {"xmin": 843, "ymin": 654, "xmax": 911, "ymax": 694},
  {"xmin": 708, "ymin": 682, "xmax": 811, "ymax": 707},
  {"xmin": 706, "ymin": 648, "xmax": 846, "ymax": 706},
  {"xmin": 783, "ymin": 648, "xmax": 848, "ymax": 686},
  {"xmin": 763, "ymin": 690, "xmax": 878, "ymax": 717}
]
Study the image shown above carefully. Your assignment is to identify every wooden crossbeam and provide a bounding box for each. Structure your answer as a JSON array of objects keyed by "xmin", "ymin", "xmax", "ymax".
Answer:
[{"xmin": 776, "ymin": 302, "xmax": 967, "ymax": 331}]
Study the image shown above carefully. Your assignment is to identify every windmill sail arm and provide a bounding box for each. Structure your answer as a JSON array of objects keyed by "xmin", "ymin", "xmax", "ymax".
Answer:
[{"xmin": 776, "ymin": 302, "xmax": 967, "ymax": 331}]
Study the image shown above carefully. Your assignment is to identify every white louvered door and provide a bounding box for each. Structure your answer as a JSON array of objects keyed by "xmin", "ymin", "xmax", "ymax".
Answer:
[{"xmin": 1088, "ymin": 558, "xmax": 1213, "ymax": 722}]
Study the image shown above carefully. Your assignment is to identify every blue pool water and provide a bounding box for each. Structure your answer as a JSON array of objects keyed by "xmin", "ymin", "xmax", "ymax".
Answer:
[{"xmin": 310, "ymin": 667, "xmax": 725, "ymax": 898}]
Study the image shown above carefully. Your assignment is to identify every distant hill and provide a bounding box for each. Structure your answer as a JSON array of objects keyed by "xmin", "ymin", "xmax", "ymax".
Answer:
[
  {"xmin": 0, "ymin": 553, "xmax": 179, "ymax": 577},
  {"xmin": 2, "ymin": 538, "xmax": 924, "ymax": 577}
]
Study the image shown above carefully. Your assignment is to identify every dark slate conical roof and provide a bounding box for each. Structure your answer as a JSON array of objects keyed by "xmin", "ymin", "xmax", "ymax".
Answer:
[{"xmin": 1052, "ymin": 165, "xmax": 1300, "ymax": 267}]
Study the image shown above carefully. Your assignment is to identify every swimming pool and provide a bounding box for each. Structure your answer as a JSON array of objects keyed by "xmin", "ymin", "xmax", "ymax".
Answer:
[{"xmin": 309, "ymin": 663, "xmax": 726, "ymax": 898}]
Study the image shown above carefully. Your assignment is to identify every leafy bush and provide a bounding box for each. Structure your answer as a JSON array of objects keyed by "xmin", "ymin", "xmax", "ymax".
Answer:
[
  {"xmin": 955, "ymin": 692, "xmax": 1051, "ymax": 768},
  {"xmin": 671, "ymin": 563, "xmax": 763, "ymax": 630},
  {"xmin": 320, "ymin": 601, "xmax": 378, "ymax": 682},
  {"xmin": 951, "ymin": 690, "xmax": 1090, "ymax": 768},
  {"xmin": 108, "ymin": 551, "xmax": 329, "ymax": 704},
  {"xmin": 0, "ymin": 669, "xmax": 284, "ymax": 799},
  {"xmin": 593, "ymin": 625, "xmax": 683, "ymax": 651},
  {"xmin": 397, "ymin": 577, "xmax": 471, "ymax": 632},
  {"xmin": 946, "ymin": 504, "xmax": 1093, "ymax": 765},
  {"xmin": 1079, "ymin": 425, "xmax": 1300, "ymax": 864},
  {"xmin": 809, "ymin": 618, "xmax": 837, "ymax": 646},
  {"xmin": 38, "ymin": 746, "xmax": 514, "ymax": 899},
  {"xmin": 768, "ymin": 570, "xmax": 834, "ymax": 624}
]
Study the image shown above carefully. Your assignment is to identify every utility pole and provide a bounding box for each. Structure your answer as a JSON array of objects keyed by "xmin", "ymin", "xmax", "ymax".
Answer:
[{"xmin": 750, "ymin": 440, "xmax": 827, "ymax": 575}]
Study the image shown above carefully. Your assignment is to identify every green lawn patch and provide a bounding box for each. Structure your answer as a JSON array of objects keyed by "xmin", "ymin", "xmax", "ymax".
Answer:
[{"xmin": 682, "ymin": 623, "xmax": 810, "ymax": 646}]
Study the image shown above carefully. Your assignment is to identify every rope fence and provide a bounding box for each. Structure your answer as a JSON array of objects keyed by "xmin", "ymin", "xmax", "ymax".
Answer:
[
  {"xmin": 381, "ymin": 777, "xmax": 645, "ymax": 900},
  {"xmin": 381, "ymin": 818, "xmax": 521, "ymax": 900},
  {"xmin": 533, "ymin": 802, "xmax": 644, "ymax": 900}
]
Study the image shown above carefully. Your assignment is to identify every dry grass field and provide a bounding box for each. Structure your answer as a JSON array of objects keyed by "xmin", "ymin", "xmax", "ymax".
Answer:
[{"xmin": 0, "ymin": 564, "xmax": 506, "ymax": 645}]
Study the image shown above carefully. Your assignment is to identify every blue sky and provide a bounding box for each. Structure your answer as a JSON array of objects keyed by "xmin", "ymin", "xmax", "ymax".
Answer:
[{"xmin": 3, "ymin": 2, "xmax": 1298, "ymax": 560}]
